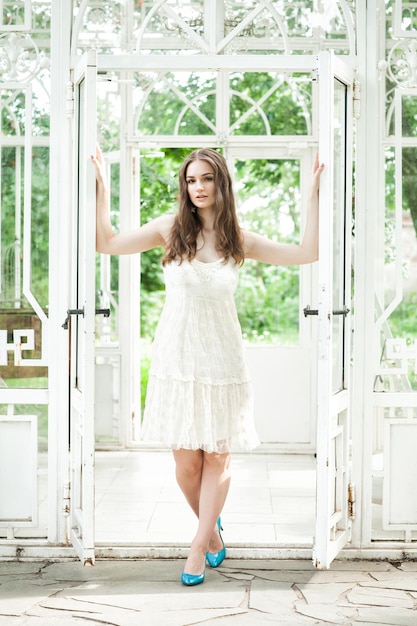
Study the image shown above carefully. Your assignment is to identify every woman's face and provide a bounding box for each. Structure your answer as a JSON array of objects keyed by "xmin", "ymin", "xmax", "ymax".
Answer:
[{"xmin": 185, "ymin": 159, "xmax": 216, "ymax": 212}]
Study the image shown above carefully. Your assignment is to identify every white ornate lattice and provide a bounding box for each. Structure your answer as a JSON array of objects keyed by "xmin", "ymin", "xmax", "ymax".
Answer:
[{"xmin": 72, "ymin": 0, "xmax": 356, "ymax": 57}]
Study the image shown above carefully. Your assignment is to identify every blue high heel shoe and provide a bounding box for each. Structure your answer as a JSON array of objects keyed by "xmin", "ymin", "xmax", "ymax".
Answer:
[
  {"xmin": 181, "ymin": 569, "xmax": 205, "ymax": 586},
  {"xmin": 206, "ymin": 517, "xmax": 226, "ymax": 568}
]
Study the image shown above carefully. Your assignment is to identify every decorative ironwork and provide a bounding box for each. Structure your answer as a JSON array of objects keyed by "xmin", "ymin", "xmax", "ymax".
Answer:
[
  {"xmin": 387, "ymin": 38, "xmax": 417, "ymax": 87},
  {"xmin": 383, "ymin": 337, "xmax": 417, "ymax": 375},
  {"xmin": 0, "ymin": 328, "xmax": 34, "ymax": 366},
  {"xmin": 0, "ymin": 32, "xmax": 42, "ymax": 83},
  {"xmin": 72, "ymin": 0, "xmax": 355, "ymax": 56}
]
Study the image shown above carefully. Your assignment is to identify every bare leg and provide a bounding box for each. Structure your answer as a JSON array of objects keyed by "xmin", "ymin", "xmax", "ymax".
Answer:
[
  {"xmin": 174, "ymin": 450, "xmax": 231, "ymax": 576},
  {"xmin": 173, "ymin": 449, "xmax": 203, "ymax": 517}
]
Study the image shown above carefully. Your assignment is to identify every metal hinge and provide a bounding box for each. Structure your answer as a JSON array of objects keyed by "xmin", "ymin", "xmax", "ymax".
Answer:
[
  {"xmin": 63, "ymin": 482, "xmax": 70, "ymax": 517},
  {"xmin": 353, "ymin": 80, "xmax": 361, "ymax": 119},
  {"xmin": 348, "ymin": 482, "xmax": 356, "ymax": 520},
  {"xmin": 66, "ymin": 81, "xmax": 74, "ymax": 118},
  {"xmin": 303, "ymin": 305, "xmax": 350, "ymax": 318},
  {"xmin": 312, "ymin": 66, "xmax": 319, "ymax": 83}
]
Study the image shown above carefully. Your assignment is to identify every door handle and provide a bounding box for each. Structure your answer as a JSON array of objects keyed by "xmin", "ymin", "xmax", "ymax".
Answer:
[
  {"xmin": 62, "ymin": 307, "xmax": 110, "ymax": 329},
  {"xmin": 62, "ymin": 308, "xmax": 84, "ymax": 329},
  {"xmin": 303, "ymin": 305, "xmax": 350, "ymax": 318},
  {"xmin": 333, "ymin": 306, "xmax": 350, "ymax": 316}
]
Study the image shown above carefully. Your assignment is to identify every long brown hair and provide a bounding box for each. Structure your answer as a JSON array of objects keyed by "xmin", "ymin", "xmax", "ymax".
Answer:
[{"xmin": 162, "ymin": 149, "xmax": 245, "ymax": 265}]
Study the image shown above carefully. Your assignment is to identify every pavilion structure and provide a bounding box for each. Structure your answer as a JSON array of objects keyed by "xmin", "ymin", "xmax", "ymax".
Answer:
[{"xmin": 0, "ymin": 1, "xmax": 416, "ymax": 567}]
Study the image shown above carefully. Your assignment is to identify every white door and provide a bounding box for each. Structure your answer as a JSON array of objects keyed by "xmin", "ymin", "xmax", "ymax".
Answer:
[
  {"xmin": 66, "ymin": 51, "xmax": 97, "ymax": 565},
  {"xmin": 312, "ymin": 52, "xmax": 354, "ymax": 569}
]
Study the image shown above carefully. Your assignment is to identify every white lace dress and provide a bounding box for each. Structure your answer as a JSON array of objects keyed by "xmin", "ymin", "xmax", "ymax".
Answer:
[{"xmin": 141, "ymin": 257, "xmax": 260, "ymax": 454}]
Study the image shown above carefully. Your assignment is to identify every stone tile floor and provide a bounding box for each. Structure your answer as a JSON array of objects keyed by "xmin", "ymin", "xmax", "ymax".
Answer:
[
  {"xmin": 95, "ymin": 451, "xmax": 317, "ymax": 546},
  {"xmin": 1, "ymin": 558, "xmax": 417, "ymax": 625}
]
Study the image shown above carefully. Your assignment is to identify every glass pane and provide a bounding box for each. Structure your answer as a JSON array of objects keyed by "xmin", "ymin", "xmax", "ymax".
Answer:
[
  {"xmin": 75, "ymin": 77, "xmax": 86, "ymax": 391},
  {"xmin": 229, "ymin": 73, "xmax": 311, "ymax": 136},
  {"xmin": 135, "ymin": 72, "xmax": 216, "ymax": 136},
  {"xmin": 235, "ymin": 158, "xmax": 301, "ymax": 346},
  {"xmin": 381, "ymin": 146, "xmax": 417, "ymax": 390},
  {"xmin": 0, "ymin": 124, "xmax": 48, "ymax": 389},
  {"xmin": 401, "ymin": 95, "xmax": 417, "ymax": 137},
  {"xmin": 332, "ymin": 79, "xmax": 348, "ymax": 393}
]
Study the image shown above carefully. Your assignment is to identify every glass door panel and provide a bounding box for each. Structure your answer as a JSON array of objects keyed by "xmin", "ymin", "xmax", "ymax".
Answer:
[{"xmin": 332, "ymin": 79, "xmax": 348, "ymax": 393}]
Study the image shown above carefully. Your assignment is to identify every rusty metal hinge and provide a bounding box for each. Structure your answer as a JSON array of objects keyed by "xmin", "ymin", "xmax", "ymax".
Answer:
[
  {"xmin": 353, "ymin": 80, "xmax": 361, "ymax": 119},
  {"xmin": 63, "ymin": 482, "xmax": 70, "ymax": 517},
  {"xmin": 348, "ymin": 482, "xmax": 356, "ymax": 520}
]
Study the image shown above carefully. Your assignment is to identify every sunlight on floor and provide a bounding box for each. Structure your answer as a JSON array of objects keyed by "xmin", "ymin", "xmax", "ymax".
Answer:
[{"xmin": 95, "ymin": 451, "xmax": 316, "ymax": 546}]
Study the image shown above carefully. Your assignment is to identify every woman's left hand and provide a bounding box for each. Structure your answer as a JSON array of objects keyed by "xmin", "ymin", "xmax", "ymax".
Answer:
[{"xmin": 311, "ymin": 152, "xmax": 325, "ymax": 193}]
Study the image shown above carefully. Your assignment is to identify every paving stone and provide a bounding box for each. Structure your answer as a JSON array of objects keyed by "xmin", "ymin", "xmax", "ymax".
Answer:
[
  {"xmin": 399, "ymin": 562, "xmax": 417, "ymax": 572},
  {"xmin": 294, "ymin": 601, "xmax": 357, "ymax": 624},
  {"xmin": 0, "ymin": 615, "xmax": 92, "ymax": 626},
  {"xmin": 328, "ymin": 560, "xmax": 395, "ymax": 572},
  {"xmin": 354, "ymin": 606, "xmax": 417, "ymax": 625},
  {"xmin": 0, "ymin": 563, "xmax": 45, "ymax": 577},
  {"xmin": 249, "ymin": 578, "xmax": 298, "ymax": 613},
  {"xmin": 54, "ymin": 578, "xmax": 247, "ymax": 612},
  {"xmin": 217, "ymin": 570, "xmax": 255, "ymax": 581},
  {"xmin": 197, "ymin": 610, "xmax": 314, "ymax": 624},
  {"xmin": 224, "ymin": 567, "xmax": 372, "ymax": 585},
  {"xmin": 360, "ymin": 578, "xmax": 417, "ymax": 592},
  {"xmin": 346, "ymin": 585, "xmax": 414, "ymax": 608},
  {"xmin": 295, "ymin": 581, "xmax": 356, "ymax": 604},
  {"xmin": 31, "ymin": 604, "xmax": 248, "ymax": 626},
  {"xmin": 0, "ymin": 581, "xmax": 64, "ymax": 617},
  {"xmin": 42, "ymin": 559, "xmax": 182, "ymax": 583},
  {"xmin": 303, "ymin": 570, "xmax": 371, "ymax": 583},
  {"xmin": 223, "ymin": 568, "xmax": 314, "ymax": 584},
  {"xmin": 222, "ymin": 559, "xmax": 316, "ymax": 571}
]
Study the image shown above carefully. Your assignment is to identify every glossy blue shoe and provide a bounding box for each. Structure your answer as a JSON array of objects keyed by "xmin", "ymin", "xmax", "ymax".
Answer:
[
  {"xmin": 206, "ymin": 517, "xmax": 226, "ymax": 568},
  {"xmin": 181, "ymin": 569, "xmax": 205, "ymax": 586}
]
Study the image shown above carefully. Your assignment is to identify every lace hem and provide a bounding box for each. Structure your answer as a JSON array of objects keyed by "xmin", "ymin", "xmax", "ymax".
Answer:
[{"xmin": 141, "ymin": 375, "xmax": 260, "ymax": 454}]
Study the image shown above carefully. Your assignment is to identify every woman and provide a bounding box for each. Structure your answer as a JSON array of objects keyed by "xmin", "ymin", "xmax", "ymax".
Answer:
[{"xmin": 92, "ymin": 147, "xmax": 324, "ymax": 586}]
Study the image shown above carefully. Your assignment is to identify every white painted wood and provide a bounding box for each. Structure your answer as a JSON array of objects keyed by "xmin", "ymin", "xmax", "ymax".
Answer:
[
  {"xmin": 0, "ymin": 416, "xmax": 37, "ymax": 526},
  {"xmin": 96, "ymin": 54, "xmax": 318, "ymax": 73},
  {"xmin": 313, "ymin": 51, "xmax": 354, "ymax": 569},
  {"xmin": 68, "ymin": 51, "xmax": 97, "ymax": 566},
  {"xmin": 247, "ymin": 346, "xmax": 313, "ymax": 446},
  {"xmin": 48, "ymin": 0, "xmax": 74, "ymax": 547},
  {"xmin": 383, "ymin": 420, "xmax": 417, "ymax": 529}
]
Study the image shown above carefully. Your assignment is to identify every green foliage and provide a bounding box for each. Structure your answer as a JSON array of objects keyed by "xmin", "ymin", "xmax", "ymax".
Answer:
[
  {"xmin": 234, "ymin": 158, "xmax": 301, "ymax": 344},
  {"xmin": 138, "ymin": 73, "xmax": 216, "ymax": 136},
  {"xmin": 0, "ymin": 146, "xmax": 49, "ymax": 308},
  {"xmin": 230, "ymin": 72, "xmax": 311, "ymax": 136}
]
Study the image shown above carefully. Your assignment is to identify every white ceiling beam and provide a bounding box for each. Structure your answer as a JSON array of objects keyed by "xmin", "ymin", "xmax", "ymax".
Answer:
[{"xmin": 95, "ymin": 54, "xmax": 318, "ymax": 73}]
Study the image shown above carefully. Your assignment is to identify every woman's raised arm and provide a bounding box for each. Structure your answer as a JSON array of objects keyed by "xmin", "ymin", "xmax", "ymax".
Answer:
[{"xmin": 243, "ymin": 154, "xmax": 324, "ymax": 266}]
